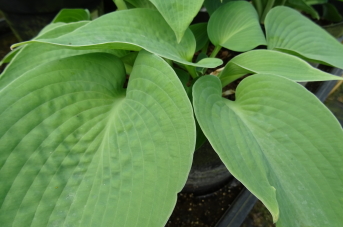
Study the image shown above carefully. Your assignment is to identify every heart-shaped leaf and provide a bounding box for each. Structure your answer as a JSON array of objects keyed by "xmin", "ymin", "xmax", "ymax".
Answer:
[
  {"xmin": 149, "ymin": 0, "xmax": 205, "ymax": 42},
  {"xmin": 208, "ymin": 1, "xmax": 266, "ymax": 52},
  {"xmin": 219, "ymin": 49, "xmax": 343, "ymax": 86},
  {"xmin": 265, "ymin": 6, "xmax": 343, "ymax": 69},
  {"xmin": 193, "ymin": 74, "xmax": 343, "ymax": 226},
  {"xmin": 0, "ymin": 50, "xmax": 195, "ymax": 226},
  {"xmin": 14, "ymin": 8, "xmax": 222, "ymax": 68}
]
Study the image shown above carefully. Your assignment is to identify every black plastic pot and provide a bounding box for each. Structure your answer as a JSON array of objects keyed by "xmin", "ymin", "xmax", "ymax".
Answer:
[
  {"xmin": 0, "ymin": 0, "xmax": 102, "ymax": 41},
  {"xmin": 182, "ymin": 141, "xmax": 232, "ymax": 195}
]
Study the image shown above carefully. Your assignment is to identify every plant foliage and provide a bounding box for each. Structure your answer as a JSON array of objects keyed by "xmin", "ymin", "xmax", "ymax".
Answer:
[{"xmin": 1, "ymin": 1, "xmax": 343, "ymax": 226}]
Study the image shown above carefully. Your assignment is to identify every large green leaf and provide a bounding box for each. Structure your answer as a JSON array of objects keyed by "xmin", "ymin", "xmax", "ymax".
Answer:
[
  {"xmin": 265, "ymin": 6, "xmax": 343, "ymax": 69},
  {"xmin": 0, "ymin": 50, "xmax": 195, "ymax": 226},
  {"xmin": 193, "ymin": 74, "xmax": 343, "ymax": 227},
  {"xmin": 149, "ymin": 0, "xmax": 204, "ymax": 43},
  {"xmin": 207, "ymin": 1, "xmax": 266, "ymax": 52},
  {"xmin": 14, "ymin": 8, "xmax": 221, "ymax": 68},
  {"xmin": 219, "ymin": 49, "xmax": 343, "ymax": 86}
]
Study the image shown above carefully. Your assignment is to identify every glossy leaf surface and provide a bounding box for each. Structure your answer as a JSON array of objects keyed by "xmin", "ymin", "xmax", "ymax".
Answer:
[
  {"xmin": 208, "ymin": 1, "xmax": 266, "ymax": 52},
  {"xmin": 17, "ymin": 9, "xmax": 221, "ymax": 68},
  {"xmin": 266, "ymin": 6, "xmax": 343, "ymax": 69},
  {"xmin": 149, "ymin": 0, "xmax": 204, "ymax": 42},
  {"xmin": 193, "ymin": 74, "xmax": 343, "ymax": 227},
  {"xmin": 219, "ymin": 50, "xmax": 343, "ymax": 86},
  {"xmin": 0, "ymin": 50, "xmax": 195, "ymax": 226}
]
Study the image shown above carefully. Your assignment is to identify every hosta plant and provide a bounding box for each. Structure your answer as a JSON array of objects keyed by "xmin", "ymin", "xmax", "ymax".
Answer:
[{"xmin": 1, "ymin": 0, "xmax": 343, "ymax": 226}]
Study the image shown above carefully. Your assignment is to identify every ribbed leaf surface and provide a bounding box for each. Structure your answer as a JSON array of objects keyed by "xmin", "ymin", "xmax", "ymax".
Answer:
[
  {"xmin": 15, "ymin": 8, "xmax": 222, "ymax": 68},
  {"xmin": 266, "ymin": 6, "xmax": 343, "ymax": 68},
  {"xmin": 193, "ymin": 74, "xmax": 343, "ymax": 227},
  {"xmin": 0, "ymin": 50, "xmax": 195, "ymax": 227}
]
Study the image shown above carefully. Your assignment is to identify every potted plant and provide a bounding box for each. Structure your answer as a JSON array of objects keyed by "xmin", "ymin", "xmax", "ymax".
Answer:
[{"xmin": 0, "ymin": 0, "xmax": 343, "ymax": 226}]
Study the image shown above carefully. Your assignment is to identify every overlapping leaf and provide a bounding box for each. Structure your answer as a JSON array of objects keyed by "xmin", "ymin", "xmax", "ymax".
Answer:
[
  {"xmin": 219, "ymin": 50, "xmax": 343, "ymax": 86},
  {"xmin": 265, "ymin": 6, "xmax": 343, "ymax": 69},
  {"xmin": 208, "ymin": 1, "xmax": 266, "ymax": 52},
  {"xmin": 286, "ymin": 0, "xmax": 319, "ymax": 19},
  {"xmin": 14, "ymin": 8, "xmax": 222, "ymax": 68},
  {"xmin": 0, "ymin": 43, "xmax": 128, "ymax": 91},
  {"xmin": 204, "ymin": 0, "xmax": 242, "ymax": 15},
  {"xmin": 149, "ymin": 0, "xmax": 204, "ymax": 42},
  {"xmin": 190, "ymin": 23, "xmax": 209, "ymax": 52},
  {"xmin": 193, "ymin": 74, "xmax": 343, "ymax": 227},
  {"xmin": 52, "ymin": 8, "xmax": 91, "ymax": 23},
  {"xmin": 0, "ymin": 50, "xmax": 195, "ymax": 227}
]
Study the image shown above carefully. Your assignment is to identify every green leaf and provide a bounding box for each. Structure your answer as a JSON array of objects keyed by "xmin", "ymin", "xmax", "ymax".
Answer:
[
  {"xmin": 208, "ymin": 1, "xmax": 266, "ymax": 52},
  {"xmin": 149, "ymin": 0, "xmax": 205, "ymax": 42},
  {"xmin": 15, "ymin": 8, "xmax": 222, "ymax": 68},
  {"xmin": 190, "ymin": 23, "xmax": 209, "ymax": 52},
  {"xmin": 265, "ymin": 6, "xmax": 343, "ymax": 69},
  {"xmin": 0, "ymin": 50, "xmax": 195, "ymax": 226},
  {"xmin": 193, "ymin": 74, "xmax": 343, "ymax": 227},
  {"xmin": 0, "ymin": 46, "xmax": 22, "ymax": 66},
  {"xmin": 322, "ymin": 3, "xmax": 343, "ymax": 23},
  {"xmin": 35, "ymin": 21, "xmax": 89, "ymax": 40},
  {"xmin": 0, "ymin": 43, "xmax": 128, "ymax": 91},
  {"xmin": 305, "ymin": 0, "xmax": 327, "ymax": 5},
  {"xmin": 286, "ymin": 0, "xmax": 319, "ymax": 19},
  {"xmin": 204, "ymin": 0, "xmax": 242, "ymax": 15},
  {"xmin": 125, "ymin": 0, "xmax": 156, "ymax": 8},
  {"xmin": 219, "ymin": 49, "xmax": 343, "ymax": 86},
  {"xmin": 52, "ymin": 9, "xmax": 91, "ymax": 23}
]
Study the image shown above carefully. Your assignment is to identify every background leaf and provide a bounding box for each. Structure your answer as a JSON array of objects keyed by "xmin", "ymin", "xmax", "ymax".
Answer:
[
  {"xmin": 204, "ymin": 0, "xmax": 242, "ymax": 15},
  {"xmin": 52, "ymin": 8, "xmax": 91, "ymax": 23},
  {"xmin": 125, "ymin": 0, "xmax": 156, "ymax": 8},
  {"xmin": 322, "ymin": 3, "xmax": 343, "ymax": 23},
  {"xmin": 219, "ymin": 50, "xmax": 343, "ymax": 86},
  {"xmin": 265, "ymin": 6, "xmax": 343, "ymax": 69},
  {"xmin": 149, "ymin": 0, "xmax": 205, "ymax": 42},
  {"xmin": 190, "ymin": 23, "xmax": 209, "ymax": 52},
  {"xmin": 17, "ymin": 8, "xmax": 222, "ymax": 68},
  {"xmin": 0, "ymin": 50, "xmax": 195, "ymax": 226},
  {"xmin": 193, "ymin": 74, "xmax": 343, "ymax": 227},
  {"xmin": 286, "ymin": 0, "xmax": 319, "ymax": 19},
  {"xmin": 208, "ymin": 1, "xmax": 266, "ymax": 52}
]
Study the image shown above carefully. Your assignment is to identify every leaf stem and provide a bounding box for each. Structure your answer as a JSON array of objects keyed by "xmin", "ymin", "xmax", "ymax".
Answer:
[
  {"xmin": 280, "ymin": 0, "xmax": 286, "ymax": 5},
  {"xmin": 185, "ymin": 65, "xmax": 198, "ymax": 79},
  {"xmin": 210, "ymin": 45, "xmax": 222, "ymax": 58},
  {"xmin": 261, "ymin": 0, "xmax": 275, "ymax": 23},
  {"xmin": 252, "ymin": 0, "xmax": 263, "ymax": 19},
  {"xmin": 113, "ymin": 0, "xmax": 127, "ymax": 10}
]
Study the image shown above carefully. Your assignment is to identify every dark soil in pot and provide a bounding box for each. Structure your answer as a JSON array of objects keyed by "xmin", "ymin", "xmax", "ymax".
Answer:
[{"xmin": 166, "ymin": 178, "xmax": 244, "ymax": 227}]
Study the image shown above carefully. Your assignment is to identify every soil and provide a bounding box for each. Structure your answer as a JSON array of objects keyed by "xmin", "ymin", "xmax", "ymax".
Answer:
[{"xmin": 166, "ymin": 178, "xmax": 243, "ymax": 227}]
